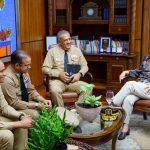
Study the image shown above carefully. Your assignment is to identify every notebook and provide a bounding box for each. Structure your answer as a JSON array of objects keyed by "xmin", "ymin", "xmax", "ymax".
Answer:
[{"xmin": 67, "ymin": 64, "xmax": 81, "ymax": 76}]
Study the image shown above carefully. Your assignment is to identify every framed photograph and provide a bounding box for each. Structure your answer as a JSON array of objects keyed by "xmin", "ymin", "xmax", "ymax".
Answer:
[
  {"xmin": 46, "ymin": 36, "xmax": 57, "ymax": 51},
  {"xmin": 99, "ymin": 36, "xmax": 112, "ymax": 53},
  {"xmin": 0, "ymin": 0, "xmax": 19, "ymax": 62}
]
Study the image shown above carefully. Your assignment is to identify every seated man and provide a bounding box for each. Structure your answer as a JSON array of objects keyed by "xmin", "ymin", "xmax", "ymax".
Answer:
[
  {"xmin": 113, "ymin": 54, "xmax": 150, "ymax": 140},
  {"xmin": 0, "ymin": 60, "xmax": 33, "ymax": 150},
  {"xmin": 1, "ymin": 50, "xmax": 52, "ymax": 119},
  {"xmin": 42, "ymin": 30, "xmax": 92, "ymax": 107}
]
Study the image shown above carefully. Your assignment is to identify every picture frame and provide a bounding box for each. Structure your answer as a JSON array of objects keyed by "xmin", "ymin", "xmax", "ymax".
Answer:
[
  {"xmin": 99, "ymin": 36, "xmax": 112, "ymax": 53},
  {"xmin": 46, "ymin": 36, "xmax": 57, "ymax": 51},
  {"xmin": 0, "ymin": 0, "xmax": 19, "ymax": 62}
]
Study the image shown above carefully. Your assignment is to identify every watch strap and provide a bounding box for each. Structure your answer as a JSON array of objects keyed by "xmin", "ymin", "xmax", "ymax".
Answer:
[{"xmin": 19, "ymin": 113, "xmax": 25, "ymax": 120}]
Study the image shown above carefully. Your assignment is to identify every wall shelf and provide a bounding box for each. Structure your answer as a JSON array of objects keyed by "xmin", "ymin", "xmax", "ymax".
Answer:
[{"xmin": 72, "ymin": 20, "xmax": 109, "ymax": 25}]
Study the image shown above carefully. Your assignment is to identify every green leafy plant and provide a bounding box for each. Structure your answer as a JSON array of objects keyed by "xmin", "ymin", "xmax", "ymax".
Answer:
[
  {"xmin": 27, "ymin": 106, "xmax": 74, "ymax": 150},
  {"xmin": 80, "ymin": 83, "xmax": 101, "ymax": 107}
]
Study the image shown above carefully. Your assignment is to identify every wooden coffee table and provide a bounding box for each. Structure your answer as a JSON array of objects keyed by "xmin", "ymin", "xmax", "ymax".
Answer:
[{"xmin": 69, "ymin": 107, "xmax": 126, "ymax": 150}]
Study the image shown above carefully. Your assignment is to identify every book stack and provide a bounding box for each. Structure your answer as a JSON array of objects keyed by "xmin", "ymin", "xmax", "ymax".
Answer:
[
  {"xmin": 71, "ymin": 36, "xmax": 129, "ymax": 55},
  {"xmin": 72, "ymin": 39, "xmax": 100, "ymax": 54},
  {"xmin": 112, "ymin": 40, "xmax": 129, "ymax": 54},
  {"xmin": 114, "ymin": 0, "xmax": 127, "ymax": 23},
  {"xmin": 114, "ymin": 0, "xmax": 127, "ymax": 9}
]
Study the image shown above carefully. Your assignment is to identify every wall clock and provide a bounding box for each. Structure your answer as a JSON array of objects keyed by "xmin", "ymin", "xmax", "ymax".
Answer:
[
  {"xmin": 87, "ymin": 8, "xmax": 94, "ymax": 16},
  {"xmin": 79, "ymin": 2, "xmax": 101, "ymax": 20}
]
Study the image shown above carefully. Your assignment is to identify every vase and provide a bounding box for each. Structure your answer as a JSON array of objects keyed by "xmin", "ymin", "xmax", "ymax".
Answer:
[{"xmin": 75, "ymin": 102, "xmax": 101, "ymax": 122}]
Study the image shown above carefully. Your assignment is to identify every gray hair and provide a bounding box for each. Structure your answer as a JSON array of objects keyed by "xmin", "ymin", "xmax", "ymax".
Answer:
[{"xmin": 57, "ymin": 30, "xmax": 70, "ymax": 42}]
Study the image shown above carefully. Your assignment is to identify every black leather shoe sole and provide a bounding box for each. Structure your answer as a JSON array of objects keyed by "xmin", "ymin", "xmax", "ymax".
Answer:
[{"xmin": 73, "ymin": 125, "xmax": 82, "ymax": 133}]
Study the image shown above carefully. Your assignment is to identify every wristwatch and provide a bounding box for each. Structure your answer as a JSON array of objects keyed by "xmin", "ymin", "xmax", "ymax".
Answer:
[
  {"xmin": 19, "ymin": 113, "xmax": 25, "ymax": 120},
  {"xmin": 79, "ymin": 72, "xmax": 83, "ymax": 78},
  {"xmin": 35, "ymin": 103, "xmax": 39, "ymax": 110}
]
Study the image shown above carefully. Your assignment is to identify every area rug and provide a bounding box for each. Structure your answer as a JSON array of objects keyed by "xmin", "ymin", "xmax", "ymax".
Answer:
[{"xmin": 94, "ymin": 113, "xmax": 150, "ymax": 150}]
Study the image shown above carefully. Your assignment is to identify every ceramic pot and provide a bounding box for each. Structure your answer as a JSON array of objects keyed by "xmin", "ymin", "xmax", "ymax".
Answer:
[{"xmin": 75, "ymin": 102, "xmax": 101, "ymax": 122}]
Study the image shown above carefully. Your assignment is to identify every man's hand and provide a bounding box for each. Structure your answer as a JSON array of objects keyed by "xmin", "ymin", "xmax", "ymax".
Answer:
[
  {"xmin": 42, "ymin": 100, "xmax": 52, "ymax": 109},
  {"xmin": 119, "ymin": 70, "xmax": 129, "ymax": 83},
  {"xmin": 19, "ymin": 116, "xmax": 33, "ymax": 128},
  {"xmin": 70, "ymin": 73, "xmax": 81, "ymax": 83},
  {"xmin": 59, "ymin": 71, "xmax": 72, "ymax": 83}
]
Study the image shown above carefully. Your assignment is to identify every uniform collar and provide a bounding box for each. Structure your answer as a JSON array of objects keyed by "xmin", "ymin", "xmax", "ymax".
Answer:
[
  {"xmin": 58, "ymin": 44, "xmax": 71, "ymax": 53},
  {"xmin": 8, "ymin": 65, "xmax": 21, "ymax": 78}
]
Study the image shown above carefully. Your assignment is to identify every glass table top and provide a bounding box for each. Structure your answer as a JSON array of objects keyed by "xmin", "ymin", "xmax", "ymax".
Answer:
[{"xmin": 71, "ymin": 107, "xmax": 120, "ymax": 135}]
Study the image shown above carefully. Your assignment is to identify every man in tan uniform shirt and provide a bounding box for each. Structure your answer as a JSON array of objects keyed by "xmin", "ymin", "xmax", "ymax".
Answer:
[
  {"xmin": 0, "ymin": 60, "xmax": 33, "ymax": 150},
  {"xmin": 42, "ymin": 30, "xmax": 92, "ymax": 106},
  {"xmin": 1, "ymin": 50, "xmax": 52, "ymax": 119}
]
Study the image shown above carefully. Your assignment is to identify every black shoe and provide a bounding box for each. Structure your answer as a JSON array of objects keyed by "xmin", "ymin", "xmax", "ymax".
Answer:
[
  {"xmin": 55, "ymin": 142, "xmax": 67, "ymax": 150},
  {"xmin": 118, "ymin": 128, "xmax": 130, "ymax": 140},
  {"xmin": 73, "ymin": 125, "xmax": 82, "ymax": 133}
]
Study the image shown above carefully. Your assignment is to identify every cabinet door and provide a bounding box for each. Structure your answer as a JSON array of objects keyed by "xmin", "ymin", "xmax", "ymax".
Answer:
[
  {"xmin": 109, "ymin": 0, "xmax": 130, "ymax": 34},
  {"xmin": 107, "ymin": 61, "xmax": 127, "ymax": 91},
  {"xmin": 52, "ymin": 0, "xmax": 71, "ymax": 34}
]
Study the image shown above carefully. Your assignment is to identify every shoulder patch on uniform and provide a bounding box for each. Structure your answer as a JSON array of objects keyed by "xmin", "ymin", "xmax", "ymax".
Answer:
[
  {"xmin": 71, "ymin": 44, "xmax": 78, "ymax": 48},
  {"xmin": 48, "ymin": 44, "xmax": 58, "ymax": 50}
]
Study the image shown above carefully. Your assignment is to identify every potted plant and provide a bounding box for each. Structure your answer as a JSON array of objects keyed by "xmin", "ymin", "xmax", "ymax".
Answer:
[
  {"xmin": 75, "ymin": 83, "xmax": 102, "ymax": 122},
  {"xmin": 27, "ymin": 106, "xmax": 74, "ymax": 150}
]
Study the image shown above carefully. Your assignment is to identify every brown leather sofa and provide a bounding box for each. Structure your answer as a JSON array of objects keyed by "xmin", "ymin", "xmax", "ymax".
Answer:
[{"xmin": 133, "ymin": 99, "xmax": 150, "ymax": 119}]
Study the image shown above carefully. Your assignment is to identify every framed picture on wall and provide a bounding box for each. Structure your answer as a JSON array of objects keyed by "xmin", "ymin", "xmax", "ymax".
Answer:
[
  {"xmin": 46, "ymin": 36, "xmax": 57, "ymax": 51},
  {"xmin": 99, "ymin": 36, "xmax": 112, "ymax": 53},
  {"xmin": 0, "ymin": 0, "xmax": 19, "ymax": 62}
]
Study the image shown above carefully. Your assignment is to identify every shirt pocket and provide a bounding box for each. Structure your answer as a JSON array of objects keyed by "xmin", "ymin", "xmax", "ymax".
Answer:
[
  {"xmin": 71, "ymin": 54, "xmax": 80, "ymax": 64},
  {"xmin": 16, "ymin": 87, "xmax": 21, "ymax": 96},
  {"xmin": 54, "ymin": 57, "xmax": 64, "ymax": 66},
  {"xmin": 13, "ymin": 80, "xmax": 20, "ymax": 95}
]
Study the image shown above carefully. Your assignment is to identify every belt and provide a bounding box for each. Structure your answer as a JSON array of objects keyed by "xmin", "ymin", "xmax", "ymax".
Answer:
[{"xmin": 51, "ymin": 77, "xmax": 58, "ymax": 80}]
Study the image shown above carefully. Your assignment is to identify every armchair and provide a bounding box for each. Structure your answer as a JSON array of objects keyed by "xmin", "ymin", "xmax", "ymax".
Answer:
[
  {"xmin": 43, "ymin": 72, "xmax": 93, "ymax": 106},
  {"xmin": 122, "ymin": 77, "xmax": 150, "ymax": 120}
]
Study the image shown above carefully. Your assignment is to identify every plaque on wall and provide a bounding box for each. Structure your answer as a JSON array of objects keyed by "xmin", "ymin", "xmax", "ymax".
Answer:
[{"xmin": 79, "ymin": 2, "xmax": 101, "ymax": 20}]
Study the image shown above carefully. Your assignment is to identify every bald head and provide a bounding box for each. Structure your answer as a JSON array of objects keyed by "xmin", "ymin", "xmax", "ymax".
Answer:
[{"xmin": 57, "ymin": 30, "xmax": 70, "ymax": 42}]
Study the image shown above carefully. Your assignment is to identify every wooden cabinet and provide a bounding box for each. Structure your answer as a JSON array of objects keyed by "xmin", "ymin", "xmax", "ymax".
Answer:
[
  {"xmin": 47, "ymin": 0, "xmax": 136, "ymax": 91},
  {"xmin": 109, "ymin": 0, "xmax": 130, "ymax": 34},
  {"xmin": 49, "ymin": 0, "xmax": 71, "ymax": 34},
  {"xmin": 85, "ymin": 54, "xmax": 136, "ymax": 92}
]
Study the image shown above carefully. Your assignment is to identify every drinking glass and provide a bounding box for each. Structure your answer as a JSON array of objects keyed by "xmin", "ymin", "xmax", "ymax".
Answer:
[{"xmin": 106, "ymin": 90, "xmax": 114, "ymax": 106}]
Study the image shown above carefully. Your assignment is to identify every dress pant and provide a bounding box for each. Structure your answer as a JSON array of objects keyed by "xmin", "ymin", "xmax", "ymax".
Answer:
[
  {"xmin": 0, "ymin": 116, "xmax": 27, "ymax": 150},
  {"xmin": 20, "ymin": 108, "xmax": 38, "ymax": 119},
  {"xmin": 50, "ymin": 80, "xmax": 92, "ymax": 107},
  {"xmin": 0, "ymin": 130, "xmax": 14, "ymax": 150},
  {"xmin": 113, "ymin": 81, "xmax": 150, "ymax": 124}
]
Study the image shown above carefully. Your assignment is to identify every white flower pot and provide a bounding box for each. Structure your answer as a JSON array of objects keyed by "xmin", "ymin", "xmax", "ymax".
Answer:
[{"xmin": 75, "ymin": 102, "xmax": 101, "ymax": 122}]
